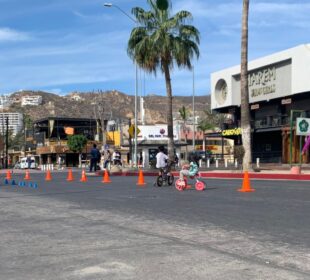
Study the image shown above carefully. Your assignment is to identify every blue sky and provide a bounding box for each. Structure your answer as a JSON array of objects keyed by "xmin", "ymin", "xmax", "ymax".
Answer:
[{"xmin": 0, "ymin": 0, "xmax": 309, "ymax": 96}]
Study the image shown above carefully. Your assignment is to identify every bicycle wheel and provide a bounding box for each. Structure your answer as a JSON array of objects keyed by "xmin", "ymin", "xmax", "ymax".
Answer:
[
  {"xmin": 175, "ymin": 179, "xmax": 185, "ymax": 191},
  {"xmin": 167, "ymin": 174, "xmax": 174, "ymax": 186},
  {"xmin": 156, "ymin": 175, "xmax": 164, "ymax": 187},
  {"xmin": 195, "ymin": 181, "xmax": 206, "ymax": 191}
]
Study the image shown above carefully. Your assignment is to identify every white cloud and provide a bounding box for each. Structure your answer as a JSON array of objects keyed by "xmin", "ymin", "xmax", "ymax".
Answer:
[
  {"xmin": 0, "ymin": 28, "xmax": 30, "ymax": 42},
  {"xmin": 252, "ymin": 2, "xmax": 310, "ymax": 14}
]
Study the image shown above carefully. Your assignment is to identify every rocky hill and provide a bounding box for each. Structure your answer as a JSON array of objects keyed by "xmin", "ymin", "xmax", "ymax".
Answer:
[{"xmin": 7, "ymin": 90, "xmax": 211, "ymax": 124}]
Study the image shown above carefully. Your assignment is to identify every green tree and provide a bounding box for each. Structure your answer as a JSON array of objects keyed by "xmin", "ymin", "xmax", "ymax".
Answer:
[
  {"xmin": 67, "ymin": 135, "xmax": 87, "ymax": 153},
  {"xmin": 67, "ymin": 135, "xmax": 87, "ymax": 167},
  {"xmin": 128, "ymin": 0, "xmax": 200, "ymax": 161},
  {"xmin": 23, "ymin": 114, "xmax": 33, "ymax": 130},
  {"xmin": 240, "ymin": 0, "xmax": 252, "ymax": 171}
]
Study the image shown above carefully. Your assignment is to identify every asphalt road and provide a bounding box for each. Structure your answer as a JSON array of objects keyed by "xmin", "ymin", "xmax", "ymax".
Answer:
[{"xmin": 0, "ymin": 172, "xmax": 309, "ymax": 280}]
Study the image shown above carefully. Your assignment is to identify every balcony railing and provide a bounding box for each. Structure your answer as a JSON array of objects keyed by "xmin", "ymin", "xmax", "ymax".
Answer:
[{"xmin": 253, "ymin": 115, "xmax": 290, "ymax": 129}]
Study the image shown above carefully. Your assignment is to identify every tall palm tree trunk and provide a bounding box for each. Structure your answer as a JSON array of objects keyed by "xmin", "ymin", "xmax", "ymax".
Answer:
[
  {"xmin": 240, "ymin": 0, "xmax": 252, "ymax": 171},
  {"xmin": 163, "ymin": 62, "xmax": 174, "ymax": 161}
]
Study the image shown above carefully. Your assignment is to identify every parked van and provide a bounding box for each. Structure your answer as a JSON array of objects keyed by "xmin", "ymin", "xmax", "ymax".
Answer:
[{"xmin": 19, "ymin": 156, "xmax": 38, "ymax": 169}]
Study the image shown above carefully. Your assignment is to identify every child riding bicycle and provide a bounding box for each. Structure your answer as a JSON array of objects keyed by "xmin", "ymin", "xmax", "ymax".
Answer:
[
  {"xmin": 175, "ymin": 152, "xmax": 205, "ymax": 191},
  {"xmin": 156, "ymin": 146, "xmax": 168, "ymax": 171},
  {"xmin": 179, "ymin": 152, "xmax": 200, "ymax": 182},
  {"xmin": 154, "ymin": 146, "xmax": 174, "ymax": 186}
]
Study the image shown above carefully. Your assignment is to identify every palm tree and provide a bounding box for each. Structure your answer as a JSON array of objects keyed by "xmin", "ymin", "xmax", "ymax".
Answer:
[
  {"xmin": 127, "ymin": 0, "xmax": 200, "ymax": 161},
  {"xmin": 178, "ymin": 105, "xmax": 190, "ymax": 158},
  {"xmin": 240, "ymin": 0, "xmax": 252, "ymax": 171}
]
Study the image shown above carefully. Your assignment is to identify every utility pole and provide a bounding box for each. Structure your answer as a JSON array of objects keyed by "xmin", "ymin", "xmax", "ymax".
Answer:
[
  {"xmin": 1, "ymin": 96, "xmax": 4, "ymax": 168},
  {"xmin": 128, "ymin": 118, "xmax": 132, "ymax": 163}
]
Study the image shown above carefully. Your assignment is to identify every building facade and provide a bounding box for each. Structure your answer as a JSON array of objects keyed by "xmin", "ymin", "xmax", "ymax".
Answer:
[
  {"xmin": 0, "ymin": 95, "xmax": 13, "ymax": 109},
  {"xmin": 21, "ymin": 95, "xmax": 42, "ymax": 106},
  {"xmin": 211, "ymin": 44, "xmax": 310, "ymax": 163},
  {"xmin": 34, "ymin": 117, "xmax": 98, "ymax": 166},
  {"xmin": 0, "ymin": 112, "xmax": 23, "ymax": 136}
]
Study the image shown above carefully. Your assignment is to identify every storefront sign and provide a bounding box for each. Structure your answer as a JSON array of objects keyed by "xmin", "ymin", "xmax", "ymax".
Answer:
[
  {"xmin": 249, "ymin": 67, "xmax": 276, "ymax": 98},
  {"xmin": 138, "ymin": 125, "xmax": 178, "ymax": 140},
  {"xmin": 296, "ymin": 118, "xmax": 310, "ymax": 136},
  {"xmin": 281, "ymin": 98, "xmax": 292, "ymax": 105},
  {"xmin": 206, "ymin": 145, "xmax": 217, "ymax": 151},
  {"xmin": 221, "ymin": 128, "xmax": 241, "ymax": 136},
  {"xmin": 250, "ymin": 104, "xmax": 260, "ymax": 110}
]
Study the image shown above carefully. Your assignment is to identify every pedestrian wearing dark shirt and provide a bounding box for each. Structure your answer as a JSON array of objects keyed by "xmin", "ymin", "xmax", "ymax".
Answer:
[
  {"xmin": 89, "ymin": 144, "xmax": 100, "ymax": 172},
  {"xmin": 26, "ymin": 156, "xmax": 32, "ymax": 169}
]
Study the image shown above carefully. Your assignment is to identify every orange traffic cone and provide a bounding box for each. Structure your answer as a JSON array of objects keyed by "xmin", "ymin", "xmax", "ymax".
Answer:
[
  {"xmin": 80, "ymin": 169, "xmax": 87, "ymax": 182},
  {"xmin": 67, "ymin": 168, "xmax": 74, "ymax": 181},
  {"xmin": 24, "ymin": 170, "xmax": 31, "ymax": 180},
  {"xmin": 238, "ymin": 171, "xmax": 255, "ymax": 192},
  {"xmin": 136, "ymin": 169, "xmax": 146, "ymax": 186},
  {"xmin": 45, "ymin": 170, "xmax": 52, "ymax": 181},
  {"xmin": 102, "ymin": 169, "xmax": 111, "ymax": 183},
  {"xmin": 6, "ymin": 170, "xmax": 12, "ymax": 180}
]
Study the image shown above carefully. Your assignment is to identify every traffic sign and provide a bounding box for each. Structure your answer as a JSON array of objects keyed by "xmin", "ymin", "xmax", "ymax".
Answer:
[{"xmin": 128, "ymin": 125, "xmax": 140, "ymax": 138}]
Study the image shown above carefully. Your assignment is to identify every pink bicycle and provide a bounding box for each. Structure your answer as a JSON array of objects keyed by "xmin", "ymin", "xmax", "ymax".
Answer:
[{"xmin": 175, "ymin": 172, "xmax": 206, "ymax": 191}]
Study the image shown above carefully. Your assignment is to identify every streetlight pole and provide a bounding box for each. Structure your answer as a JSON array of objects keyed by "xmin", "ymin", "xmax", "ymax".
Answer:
[
  {"xmin": 104, "ymin": 2, "xmax": 138, "ymax": 167},
  {"xmin": 192, "ymin": 66, "xmax": 195, "ymax": 150}
]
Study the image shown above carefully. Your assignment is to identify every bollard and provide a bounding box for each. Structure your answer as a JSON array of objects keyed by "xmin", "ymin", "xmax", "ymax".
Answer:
[
  {"xmin": 224, "ymin": 158, "xmax": 228, "ymax": 168},
  {"xmin": 256, "ymin": 158, "xmax": 260, "ymax": 168},
  {"xmin": 199, "ymin": 159, "xmax": 202, "ymax": 168},
  {"xmin": 207, "ymin": 159, "xmax": 210, "ymax": 168},
  {"xmin": 215, "ymin": 159, "xmax": 219, "ymax": 168},
  {"xmin": 234, "ymin": 159, "xmax": 238, "ymax": 168}
]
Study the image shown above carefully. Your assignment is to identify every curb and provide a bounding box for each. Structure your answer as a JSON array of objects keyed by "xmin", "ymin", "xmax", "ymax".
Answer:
[{"xmin": 97, "ymin": 171, "xmax": 310, "ymax": 181}]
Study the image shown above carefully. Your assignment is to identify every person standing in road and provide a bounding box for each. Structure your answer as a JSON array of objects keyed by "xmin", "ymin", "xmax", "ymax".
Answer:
[
  {"xmin": 89, "ymin": 144, "xmax": 100, "ymax": 172},
  {"xmin": 26, "ymin": 155, "xmax": 32, "ymax": 169}
]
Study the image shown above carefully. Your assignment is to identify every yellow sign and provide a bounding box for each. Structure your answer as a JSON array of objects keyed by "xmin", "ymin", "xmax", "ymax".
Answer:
[
  {"xmin": 128, "ymin": 125, "xmax": 140, "ymax": 138},
  {"xmin": 221, "ymin": 128, "xmax": 241, "ymax": 136}
]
